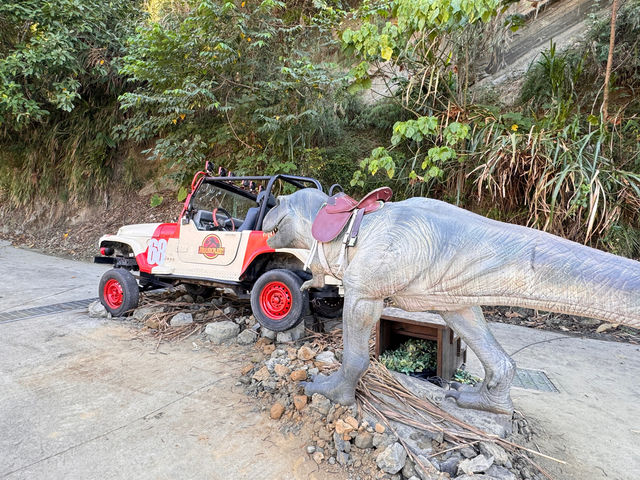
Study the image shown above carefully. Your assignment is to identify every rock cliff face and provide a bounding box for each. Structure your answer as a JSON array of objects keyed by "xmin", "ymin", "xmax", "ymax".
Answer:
[{"xmin": 476, "ymin": 0, "xmax": 607, "ymax": 100}]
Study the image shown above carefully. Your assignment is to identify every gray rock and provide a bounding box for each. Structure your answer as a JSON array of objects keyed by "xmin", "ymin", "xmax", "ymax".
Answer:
[
  {"xmin": 390, "ymin": 422, "xmax": 434, "ymax": 457},
  {"xmin": 271, "ymin": 348, "xmax": 287, "ymax": 358},
  {"xmin": 261, "ymin": 327, "xmax": 276, "ymax": 340},
  {"xmin": 205, "ymin": 321, "xmax": 239, "ymax": 344},
  {"xmin": 414, "ymin": 455, "xmax": 438, "ymax": 480},
  {"xmin": 486, "ymin": 465, "xmax": 517, "ymax": 480},
  {"xmin": 88, "ymin": 301, "xmax": 108, "ymax": 318},
  {"xmin": 333, "ymin": 431, "xmax": 351, "ymax": 453},
  {"xmin": 316, "ymin": 350, "xmax": 337, "ymax": 364},
  {"xmin": 170, "ymin": 312, "xmax": 193, "ymax": 326},
  {"xmin": 401, "ymin": 459, "xmax": 417, "ymax": 478},
  {"xmin": 308, "ymin": 367, "xmax": 319, "ymax": 377},
  {"xmin": 437, "ymin": 453, "xmax": 461, "ymax": 476},
  {"xmin": 276, "ymin": 322, "xmax": 305, "ymax": 343},
  {"xmin": 276, "ymin": 331, "xmax": 293, "ymax": 343},
  {"xmin": 376, "ymin": 442, "xmax": 407, "ymax": 474},
  {"xmin": 479, "ymin": 442, "xmax": 509, "ymax": 467},
  {"xmin": 354, "ymin": 431, "xmax": 374, "ymax": 449},
  {"xmin": 458, "ymin": 454, "xmax": 494, "ymax": 475},
  {"xmin": 373, "ymin": 432, "xmax": 396, "ymax": 450},
  {"xmin": 132, "ymin": 306, "xmax": 162, "ymax": 321},
  {"xmin": 460, "ymin": 445, "xmax": 477, "ymax": 458},
  {"xmin": 407, "ymin": 477, "xmax": 420, "ymax": 480},
  {"xmin": 455, "ymin": 476, "xmax": 497, "ymax": 480},
  {"xmin": 311, "ymin": 393, "xmax": 331, "ymax": 415},
  {"xmin": 328, "ymin": 456, "xmax": 336, "ymax": 465},
  {"xmin": 182, "ymin": 294, "xmax": 194, "ymax": 304},
  {"xmin": 237, "ymin": 328, "xmax": 257, "ymax": 345},
  {"xmin": 262, "ymin": 378, "xmax": 278, "ymax": 393},
  {"xmin": 265, "ymin": 356, "xmax": 289, "ymax": 373},
  {"xmin": 223, "ymin": 306, "xmax": 236, "ymax": 315},
  {"xmin": 306, "ymin": 445, "xmax": 316, "ymax": 454},
  {"xmin": 336, "ymin": 450, "xmax": 350, "ymax": 466}
]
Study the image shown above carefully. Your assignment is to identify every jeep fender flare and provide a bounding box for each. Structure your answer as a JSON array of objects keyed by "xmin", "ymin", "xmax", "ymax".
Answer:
[{"xmin": 98, "ymin": 234, "xmax": 146, "ymax": 257}]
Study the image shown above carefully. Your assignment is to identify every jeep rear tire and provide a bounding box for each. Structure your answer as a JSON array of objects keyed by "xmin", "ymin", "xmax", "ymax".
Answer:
[
  {"xmin": 99, "ymin": 268, "xmax": 140, "ymax": 317},
  {"xmin": 251, "ymin": 269, "xmax": 308, "ymax": 332}
]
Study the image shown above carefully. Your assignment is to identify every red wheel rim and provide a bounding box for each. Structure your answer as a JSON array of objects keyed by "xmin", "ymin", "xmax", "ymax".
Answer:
[
  {"xmin": 104, "ymin": 278, "xmax": 123, "ymax": 309},
  {"xmin": 259, "ymin": 281, "xmax": 293, "ymax": 320}
]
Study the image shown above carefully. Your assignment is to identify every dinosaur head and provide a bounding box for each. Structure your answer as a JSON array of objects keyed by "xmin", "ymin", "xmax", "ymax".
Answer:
[{"xmin": 262, "ymin": 188, "xmax": 328, "ymax": 249}]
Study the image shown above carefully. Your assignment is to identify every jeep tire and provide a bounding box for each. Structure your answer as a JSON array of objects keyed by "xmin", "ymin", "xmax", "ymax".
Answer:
[
  {"xmin": 251, "ymin": 269, "xmax": 308, "ymax": 332},
  {"xmin": 99, "ymin": 268, "xmax": 140, "ymax": 317}
]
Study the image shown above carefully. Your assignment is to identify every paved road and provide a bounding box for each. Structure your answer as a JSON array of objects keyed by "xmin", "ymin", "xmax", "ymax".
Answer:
[
  {"xmin": 466, "ymin": 323, "xmax": 640, "ymax": 480},
  {"xmin": 0, "ymin": 242, "xmax": 335, "ymax": 480}
]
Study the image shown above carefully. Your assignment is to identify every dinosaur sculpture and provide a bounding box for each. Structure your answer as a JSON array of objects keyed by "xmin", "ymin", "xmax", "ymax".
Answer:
[{"xmin": 262, "ymin": 188, "xmax": 640, "ymax": 415}]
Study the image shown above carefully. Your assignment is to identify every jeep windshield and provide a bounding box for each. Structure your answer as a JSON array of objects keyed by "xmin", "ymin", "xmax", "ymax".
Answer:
[{"xmin": 190, "ymin": 182, "xmax": 256, "ymax": 220}]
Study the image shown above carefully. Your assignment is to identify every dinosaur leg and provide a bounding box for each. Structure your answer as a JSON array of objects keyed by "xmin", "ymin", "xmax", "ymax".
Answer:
[
  {"xmin": 440, "ymin": 306, "xmax": 516, "ymax": 415},
  {"xmin": 303, "ymin": 296, "xmax": 383, "ymax": 405}
]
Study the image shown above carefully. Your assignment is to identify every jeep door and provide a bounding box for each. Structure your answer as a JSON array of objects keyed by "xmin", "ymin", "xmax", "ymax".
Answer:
[{"xmin": 177, "ymin": 182, "xmax": 256, "ymax": 270}]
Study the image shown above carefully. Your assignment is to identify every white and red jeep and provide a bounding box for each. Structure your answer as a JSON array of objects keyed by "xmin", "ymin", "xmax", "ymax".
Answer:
[{"xmin": 95, "ymin": 163, "xmax": 342, "ymax": 331}]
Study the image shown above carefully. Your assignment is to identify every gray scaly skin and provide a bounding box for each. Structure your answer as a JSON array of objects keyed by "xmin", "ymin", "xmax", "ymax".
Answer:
[{"xmin": 262, "ymin": 189, "xmax": 640, "ymax": 414}]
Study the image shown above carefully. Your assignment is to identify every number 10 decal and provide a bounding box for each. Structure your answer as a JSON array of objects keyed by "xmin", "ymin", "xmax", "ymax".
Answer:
[{"xmin": 147, "ymin": 238, "xmax": 167, "ymax": 265}]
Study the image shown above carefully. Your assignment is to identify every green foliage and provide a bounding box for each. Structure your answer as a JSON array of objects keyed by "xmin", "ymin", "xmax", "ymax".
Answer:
[
  {"xmin": 118, "ymin": 0, "xmax": 351, "ymax": 182},
  {"xmin": 0, "ymin": 0, "xmax": 142, "ymax": 204},
  {"xmin": 0, "ymin": 0, "xmax": 139, "ymax": 129},
  {"xmin": 177, "ymin": 186, "xmax": 188, "ymax": 202},
  {"xmin": 519, "ymin": 41, "xmax": 585, "ymax": 127},
  {"xmin": 150, "ymin": 193, "xmax": 164, "ymax": 207},
  {"xmin": 341, "ymin": 0, "xmax": 503, "ymax": 198},
  {"xmin": 453, "ymin": 368, "xmax": 480, "ymax": 385},
  {"xmin": 379, "ymin": 339, "xmax": 438, "ymax": 375}
]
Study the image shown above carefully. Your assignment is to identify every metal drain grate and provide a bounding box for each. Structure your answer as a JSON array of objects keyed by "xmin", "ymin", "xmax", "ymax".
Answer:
[
  {"xmin": 0, "ymin": 298, "xmax": 98, "ymax": 324},
  {"xmin": 512, "ymin": 368, "xmax": 558, "ymax": 392}
]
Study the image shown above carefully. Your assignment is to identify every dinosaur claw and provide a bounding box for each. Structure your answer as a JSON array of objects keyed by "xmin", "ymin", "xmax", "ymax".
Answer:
[{"xmin": 444, "ymin": 389, "xmax": 460, "ymax": 400}]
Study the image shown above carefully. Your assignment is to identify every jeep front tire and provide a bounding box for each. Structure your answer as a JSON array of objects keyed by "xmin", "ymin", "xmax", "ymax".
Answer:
[
  {"xmin": 251, "ymin": 269, "xmax": 308, "ymax": 332},
  {"xmin": 99, "ymin": 268, "xmax": 140, "ymax": 317}
]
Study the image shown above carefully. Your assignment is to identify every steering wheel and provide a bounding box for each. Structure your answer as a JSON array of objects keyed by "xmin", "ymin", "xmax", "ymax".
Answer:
[{"xmin": 213, "ymin": 207, "xmax": 234, "ymax": 231}]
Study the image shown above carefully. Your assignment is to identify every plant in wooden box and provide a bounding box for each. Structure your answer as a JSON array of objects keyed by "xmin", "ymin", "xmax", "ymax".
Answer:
[{"xmin": 379, "ymin": 339, "xmax": 438, "ymax": 379}]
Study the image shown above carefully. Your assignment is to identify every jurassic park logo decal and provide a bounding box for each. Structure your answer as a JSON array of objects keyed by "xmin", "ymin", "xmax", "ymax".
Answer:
[{"xmin": 198, "ymin": 234, "xmax": 225, "ymax": 259}]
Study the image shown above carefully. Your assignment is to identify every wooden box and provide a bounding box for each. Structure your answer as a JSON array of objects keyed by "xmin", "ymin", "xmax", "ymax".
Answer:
[{"xmin": 375, "ymin": 307, "xmax": 467, "ymax": 381}]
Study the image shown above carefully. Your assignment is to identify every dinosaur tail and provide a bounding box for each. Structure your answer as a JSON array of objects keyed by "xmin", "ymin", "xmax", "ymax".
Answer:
[{"xmin": 499, "ymin": 234, "xmax": 640, "ymax": 328}]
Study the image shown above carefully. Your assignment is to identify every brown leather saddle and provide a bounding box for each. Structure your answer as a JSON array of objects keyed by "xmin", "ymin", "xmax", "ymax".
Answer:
[{"xmin": 312, "ymin": 187, "xmax": 393, "ymax": 243}]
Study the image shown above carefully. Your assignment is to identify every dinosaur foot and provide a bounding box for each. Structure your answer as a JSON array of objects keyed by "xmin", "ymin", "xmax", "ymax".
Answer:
[
  {"xmin": 302, "ymin": 371, "xmax": 356, "ymax": 405},
  {"xmin": 445, "ymin": 382, "xmax": 513, "ymax": 415}
]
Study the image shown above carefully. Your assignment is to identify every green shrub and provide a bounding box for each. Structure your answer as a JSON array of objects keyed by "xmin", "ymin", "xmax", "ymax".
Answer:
[
  {"xmin": 379, "ymin": 339, "xmax": 437, "ymax": 375},
  {"xmin": 0, "ymin": 0, "xmax": 142, "ymax": 204},
  {"xmin": 117, "ymin": 0, "xmax": 351, "ymax": 183}
]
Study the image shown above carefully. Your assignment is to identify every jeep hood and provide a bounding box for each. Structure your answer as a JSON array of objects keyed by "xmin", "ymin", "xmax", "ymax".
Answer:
[{"xmin": 116, "ymin": 223, "xmax": 163, "ymax": 238}]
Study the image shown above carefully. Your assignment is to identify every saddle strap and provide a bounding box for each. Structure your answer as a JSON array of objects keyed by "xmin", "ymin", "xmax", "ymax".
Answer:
[{"xmin": 348, "ymin": 207, "xmax": 366, "ymax": 247}]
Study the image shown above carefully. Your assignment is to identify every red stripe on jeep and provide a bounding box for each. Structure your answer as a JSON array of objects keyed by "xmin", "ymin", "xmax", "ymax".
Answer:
[
  {"xmin": 241, "ymin": 231, "xmax": 275, "ymax": 274},
  {"xmin": 137, "ymin": 223, "xmax": 180, "ymax": 273}
]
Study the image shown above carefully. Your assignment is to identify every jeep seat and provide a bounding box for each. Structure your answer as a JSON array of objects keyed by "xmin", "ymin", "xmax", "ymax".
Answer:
[{"xmin": 239, "ymin": 191, "xmax": 276, "ymax": 231}]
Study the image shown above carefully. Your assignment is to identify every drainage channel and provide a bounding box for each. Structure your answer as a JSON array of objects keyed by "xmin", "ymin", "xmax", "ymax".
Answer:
[
  {"xmin": 0, "ymin": 298, "xmax": 98, "ymax": 324},
  {"xmin": 512, "ymin": 367, "xmax": 559, "ymax": 392}
]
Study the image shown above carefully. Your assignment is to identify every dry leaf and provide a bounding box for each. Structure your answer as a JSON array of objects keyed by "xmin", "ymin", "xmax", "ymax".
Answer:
[{"xmin": 596, "ymin": 323, "xmax": 615, "ymax": 333}]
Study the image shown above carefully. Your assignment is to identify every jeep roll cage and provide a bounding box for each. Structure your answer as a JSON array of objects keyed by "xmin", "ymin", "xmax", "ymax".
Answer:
[{"xmin": 184, "ymin": 173, "xmax": 323, "ymax": 231}]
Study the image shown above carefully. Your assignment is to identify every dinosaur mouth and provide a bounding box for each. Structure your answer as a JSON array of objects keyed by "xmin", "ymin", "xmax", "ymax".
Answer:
[{"xmin": 263, "ymin": 216, "xmax": 283, "ymax": 235}]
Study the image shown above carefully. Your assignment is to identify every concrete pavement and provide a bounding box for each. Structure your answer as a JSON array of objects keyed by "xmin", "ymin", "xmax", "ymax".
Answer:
[
  {"xmin": 466, "ymin": 323, "xmax": 640, "ymax": 480},
  {"xmin": 0, "ymin": 242, "xmax": 338, "ymax": 480}
]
